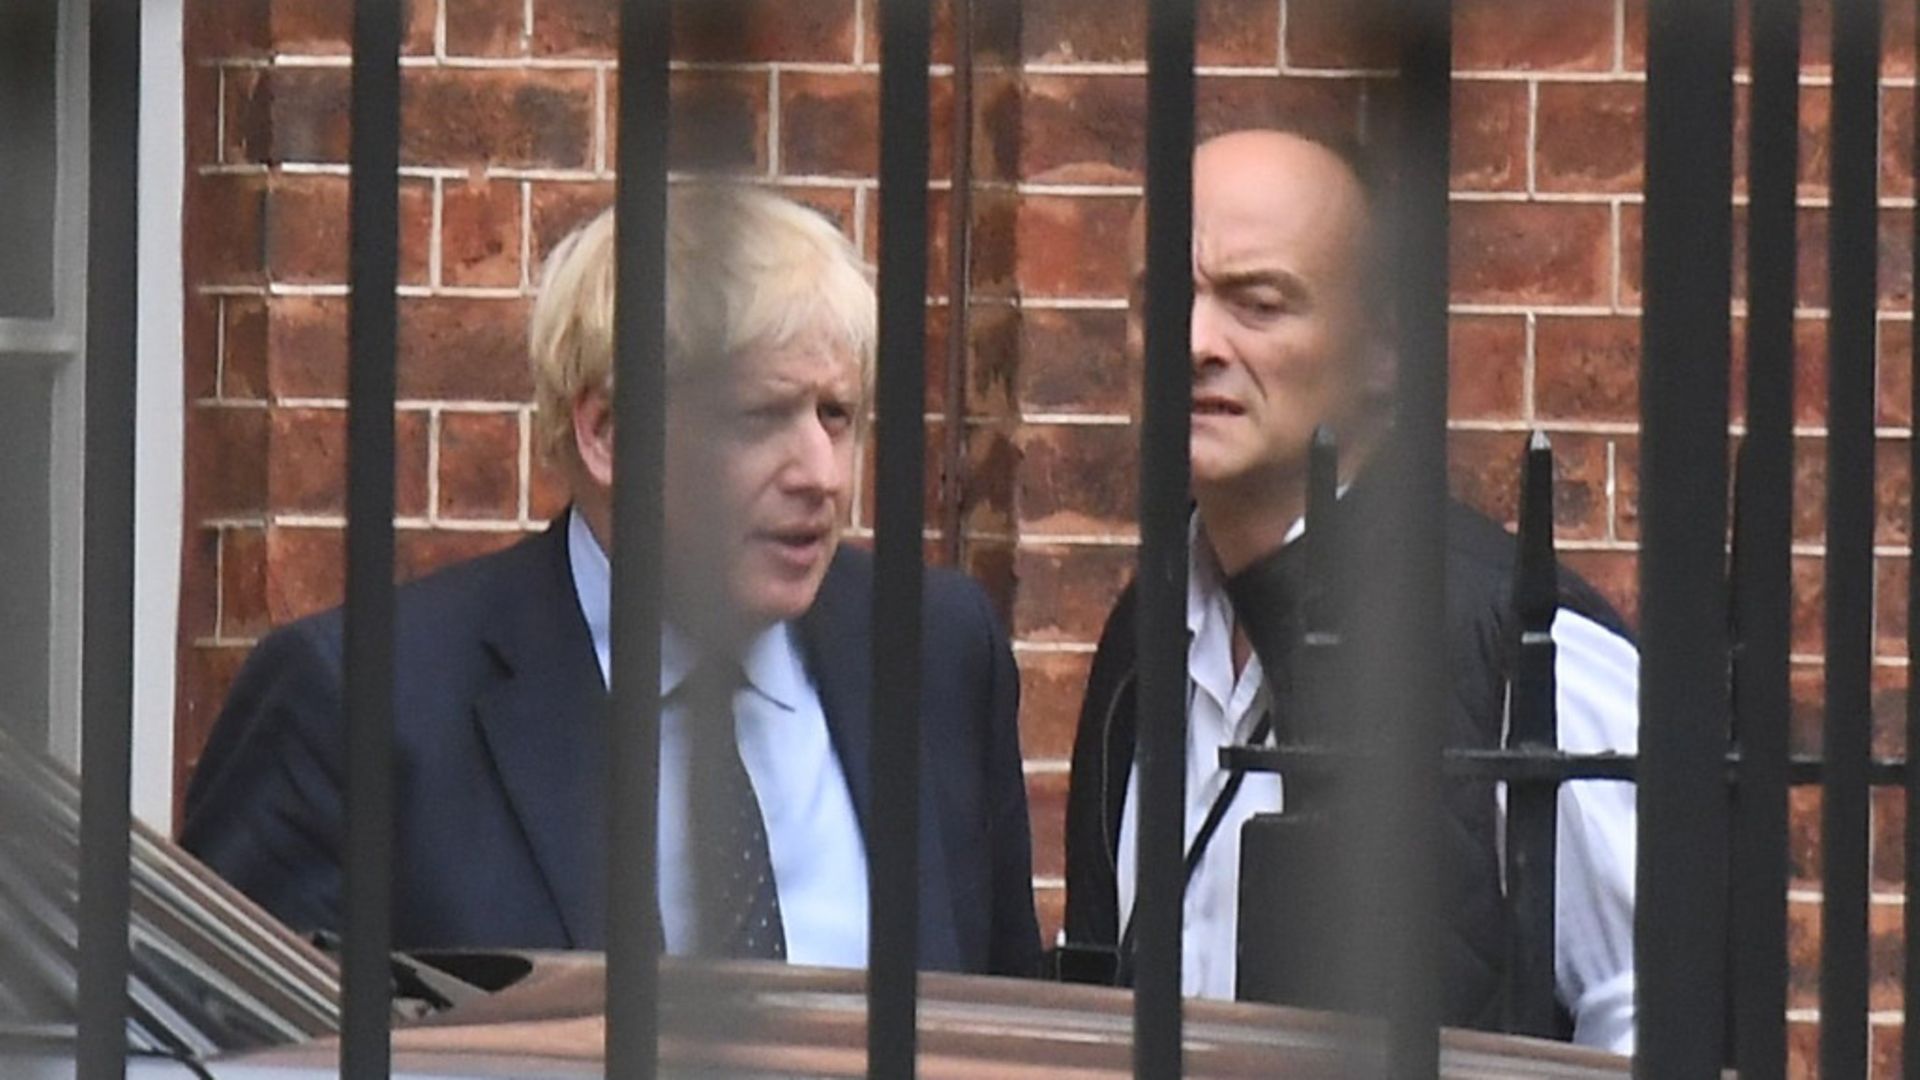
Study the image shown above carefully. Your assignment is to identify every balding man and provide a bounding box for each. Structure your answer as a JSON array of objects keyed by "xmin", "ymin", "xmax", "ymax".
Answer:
[{"xmin": 1061, "ymin": 129, "xmax": 1638, "ymax": 1051}]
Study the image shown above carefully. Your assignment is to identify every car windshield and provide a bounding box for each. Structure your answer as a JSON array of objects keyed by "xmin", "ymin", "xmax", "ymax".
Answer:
[{"xmin": 0, "ymin": 724, "xmax": 343, "ymax": 1060}]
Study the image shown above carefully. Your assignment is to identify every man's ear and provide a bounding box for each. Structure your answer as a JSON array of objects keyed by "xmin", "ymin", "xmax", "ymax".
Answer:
[
  {"xmin": 571, "ymin": 385, "xmax": 615, "ymax": 490},
  {"xmin": 1362, "ymin": 336, "xmax": 1398, "ymax": 407}
]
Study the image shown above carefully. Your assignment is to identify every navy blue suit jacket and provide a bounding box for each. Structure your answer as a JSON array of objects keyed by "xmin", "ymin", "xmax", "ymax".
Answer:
[{"xmin": 181, "ymin": 519, "xmax": 1041, "ymax": 977}]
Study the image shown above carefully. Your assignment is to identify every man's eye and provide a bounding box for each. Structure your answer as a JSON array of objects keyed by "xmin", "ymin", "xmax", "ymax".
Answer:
[{"xmin": 818, "ymin": 402, "xmax": 854, "ymax": 435}]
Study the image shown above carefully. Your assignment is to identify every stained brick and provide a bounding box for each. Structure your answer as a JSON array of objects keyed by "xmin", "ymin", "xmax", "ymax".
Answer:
[
  {"xmin": 964, "ymin": 305, "xmax": 1021, "ymax": 419},
  {"xmin": 1013, "ymin": 196, "xmax": 1137, "ymax": 299},
  {"xmin": 606, "ymin": 69, "xmax": 772, "ymax": 175},
  {"xmin": 399, "ymin": 529, "xmax": 526, "ymax": 582},
  {"xmin": 1026, "ymin": 769, "xmax": 1069, "ymax": 879},
  {"xmin": 185, "ymin": 294, "xmax": 220, "ymax": 402},
  {"xmin": 267, "ymin": 67, "xmax": 352, "ymax": 164},
  {"xmin": 1448, "ymin": 314, "xmax": 1525, "ymax": 420},
  {"xmin": 1451, "ymin": 202, "xmax": 1613, "ymax": 307},
  {"xmin": 1284, "ymin": 0, "xmax": 1396, "ymax": 70},
  {"xmin": 185, "ymin": 0, "xmax": 271, "ymax": 59},
  {"xmin": 1731, "ymin": 82, "xmax": 1832, "ymax": 201},
  {"xmin": 442, "ymin": 178, "xmax": 524, "ymax": 288},
  {"xmin": 398, "ymin": 298, "xmax": 537, "ymax": 401},
  {"xmin": 1195, "ymin": 76, "xmax": 1364, "ymax": 145},
  {"xmin": 1017, "ymin": 308, "xmax": 1136, "ymax": 416},
  {"xmin": 1534, "ymin": 316, "xmax": 1639, "ymax": 422},
  {"xmin": 1017, "ymin": 651, "xmax": 1095, "ymax": 761},
  {"xmin": 1792, "ymin": 435, "xmax": 1828, "ymax": 545},
  {"xmin": 187, "ymin": 405, "xmax": 270, "ymax": 517},
  {"xmin": 439, "ymin": 410, "xmax": 524, "ymax": 520},
  {"xmin": 186, "ymin": 173, "xmax": 268, "ymax": 286},
  {"xmin": 1013, "ymin": 543, "xmax": 1137, "ymax": 645},
  {"xmin": 530, "ymin": 457, "xmax": 572, "ymax": 521},
  {"xmin": 1017, "ymin": 75, "xmax": 1145, "ymax": 186},
  {"xmin": 402, "ymin": 69, "xmax": 596, "ymax": 170},
  {"xmin": 187, "ymin": 62, "xmax": 221, "ymax": 168},
  {"xmin": 1451, "ymin": 80, "xmax": 1527, "ymax": 193},
  {"xmin": 269, "ymin": 0, "xmax": 437, "ymax": 55},
  {"xmin": 268, "ymin": 296, "xmax": 348, "ymax": 400},
  {"xmin": 1792, "ymin": 554, "xmax": 1826, "ymax": 656},
  {"xmin": 1880, "ymin": 317, "xmax": 1912, "ymax": 428},
  {"xmin": 1016, "ymin": 424, "xmax": 1139, "ymax": 536},
  {"xmin": 1786, "ymin": 896, "xmax": 1818, "ymax": 1011},
  {"xmin": 861, "ymin": 189, "xmax": 954, "ymax": 300},
  {"xmin": 1454, "ymin": 0, "xmax": 1617, "ymax": 73},
  {"xmin": 265, "ymin": 406, "xmax": 431, "ymax": 518},
  {"xmin": 1449, "ymin": 429, "xmax": 1611, "ymax": 540},
  {"xmin": 179, "ymin": 526, "xmax": 219, "ymax": 641},
  {"xmin": 220, "ymin": 526, "xmax": 270, "ymax": 639},
  {"xmin": 529, "ymin": 181, "xmax": 616, "ymax": 267},
  {"xmin": 1535, "ymin": 82, "xmax": 1644, "ymax": 195},
  {"xmin": 1887, "ymin": 85, "xmax": 1916, "ymax": 201},
  {"xmin": 1874, "ymin": 765, "xmax": 1908, "ymax": 888},
  {"xmin": 1727, "ymin": 316, "xmax": 1829, "ymax": 429},
  {"xmin": 672, "ymin": 0, "xmax": 859, "ymax": 64},
  {"xmin": 1881, "ymin": 440, "xmax": 1914, "ymax": 547},
  {"xmin": 220, "ymin": 67, "xmax": 273, "ymax": 166},
  {"xmin": 780, "ymin": 73, "xmax": 954, "ymax": 180},
  {"xmin": 264, "ymin": 525, "xmax": 345, "ymax": 623},
  {"xmin": 1871, "ymin": 901, "xmax": 1906, "ymax": 1013},
  {"xmin": 266, "ymin": 174, "xmax": 431, "ymax": 286},
  {"xmin": 446, "ymin": 0, "xmax": 528, "ymax": 57}
]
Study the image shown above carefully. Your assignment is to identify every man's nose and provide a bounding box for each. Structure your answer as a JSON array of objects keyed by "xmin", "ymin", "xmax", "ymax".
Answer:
[
  {"xmin": 1191, "ymin": 298, "xmax": 1230, "ymax": 370},
  {"xmin": 785, "ymin": 415, "xmax": 846, "ymax": 498}
]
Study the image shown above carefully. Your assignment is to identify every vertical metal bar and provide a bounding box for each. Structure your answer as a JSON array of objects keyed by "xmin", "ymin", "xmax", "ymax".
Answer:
[
  {"xmin": 1636, "ymin": 0, "xmax": 1735, "ymax": 1073},
  {"xmin": 606, "ymin": 1, "xmax": 669, "ymax": 1078},
  {"xmin": 1378, "ymin": 2, "xmax": 1451, "ymax": 1073},
  {"xmin": 870, "ymin": 1, "xmax": 932, "ymax": 1076},
  {"xmin": 1821, "ymin": 0, "xmax": 1880, "ymax": 1074},
  {"xmin": 1133, "ymin": 1, "xmax": 1193, "ymax": 1077},
  {"xmin": 939, "ymin": 0, "xmax": 976, "ymax": 568},
  {"xmin": 1908, "ymin": 0, "xmax": 1920, "ymax": 1059},
  {"xmin": 1506, "ymin": 432, "xmax": 1559, "ymax": 1039},
  {"xmin": 76, "ymin": 2, "xmax": 140, "ymax": 1077},
  {"xmin": 342, "ymin": 2, "xmax": 401, "ymax": 1078},
  {"xmin": 1299, "ymin": 426, "xmax": 1339, "ymax": 752},
  {"xmin": 1732, "ymin": 0, "xmax": 1799, "ymax": 1074}
]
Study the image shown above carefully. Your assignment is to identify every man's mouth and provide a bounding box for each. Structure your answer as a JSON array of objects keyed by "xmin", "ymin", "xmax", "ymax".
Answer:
[
  {"xmin": 758, "ymin": 526, "xmax": 832, "ymax": 559},
  {"xmin": 1191, "ymin": 394, "xmax": 1246, "ymax": 417}
]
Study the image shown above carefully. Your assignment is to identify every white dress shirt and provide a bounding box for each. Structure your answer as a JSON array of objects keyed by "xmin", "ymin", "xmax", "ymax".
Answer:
[
  {"xmin": 567, "ymin": 510, "xmax": 870, "ymax": 967},
  {"xmin": 1116, "ymin": 518, "xmax": 1639, "ymax": 1054}
]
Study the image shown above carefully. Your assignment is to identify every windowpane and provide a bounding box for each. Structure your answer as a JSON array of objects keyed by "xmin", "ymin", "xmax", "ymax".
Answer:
[{"xmin": 0, "ymin": 1, "xmax": 60, "ymax": 320}]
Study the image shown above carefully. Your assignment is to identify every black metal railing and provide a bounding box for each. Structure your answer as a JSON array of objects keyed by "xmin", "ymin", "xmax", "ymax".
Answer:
[{"xmin": 66, "ymin": 0, "xmax": 1920, "ymax": 1078}]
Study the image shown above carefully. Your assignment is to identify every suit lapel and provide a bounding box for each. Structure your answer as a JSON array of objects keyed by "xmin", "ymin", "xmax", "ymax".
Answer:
[
  {"xmin": 470, "ymin": 522, "xmax": 609, "ymax": 948},
  {"xmin": 797, "ymin": 550, "xmax": 961, "ymax": 970}
]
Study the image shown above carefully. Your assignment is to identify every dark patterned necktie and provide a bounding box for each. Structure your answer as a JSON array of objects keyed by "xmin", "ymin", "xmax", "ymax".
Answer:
[{"xmin": 681, "ymin": 660, "xmax": 787, "ymax": 960}]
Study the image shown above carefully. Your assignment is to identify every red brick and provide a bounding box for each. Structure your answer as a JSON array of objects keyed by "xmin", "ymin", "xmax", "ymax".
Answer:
[
  {"xmin": 1789, "ymin": 786, "xmax": 1822, "ymax": 887},
  {"xmin": 968, "ymin": 190, "xmax": 1021, "ymax": 299},
  {"xmin": 187, "ymin": 405, "xmax": 270, "ymax": 517},
  {"xmin": 439, "ymin": 410, "xmax": 524, "ymax": 520},
  {"xmin": 179, "ymin": 526, "xmax": 220, "ymax": 641},
  {"xmin": 266, "ymin": 174, "xmax": 431, "ymax": 286},
  {"xmin": 964, "ymin": 541, "xmax": 1017, "ymax": 620},
  {"xmin": 1880, "ymin": 318, "xmax": 1912, "ymax": 428},
  {"xmin": 1535, "ymin": 83, "xmax": 1644, "ymax": 195},
  {"xmin": 265, "ymin": 406, "xmax": 430, "ymax": 518},
  {"xmin": 446, "ymin": 0, "xmax": 527, "ymax": 57},
  {"xmin": 1874, "ymin": 664, "xmax": 1908, "ymax": 762},
  {"xmin": 269, "ymin": 0, "xmax": 437, "ymax": 55},
  {"xmin": 1016, "ymin": 0, "xmax": 1143, "ymax": 64},
  {"xmin": 1792, "ymin": 436, "xmax": 1828, "ymax": 546},
  {"xmin": 1018, "ymin": 650, "xmax": 1094, "ymax": 761},
  {"xmin": 1731, "ymin": 83, "xmax": 1832, "ymax": 201},
  {"xmin": 1195, "ymin": 76, "xmax": 1364, "ymax": 145},
  {"xmin": 220, "ymin": 67, "xmax": 272, "ymax": 166},
  {"xmin": 1451, "ymin": 202, "xmax": 1613, "ymax": 307},
  {"xmin": 186, "ymin": 173, "xmax": 267, "ymax": 286},
  {"xmin": 1284, "ymin": 0, "xmax": 1396, "ymax": 70},
  {"xmin": 1883, "ymin": 441, "xmax": 1914, "ymax": 548},
  {"xmin": 1874, "ymin": 1018, "xmax": 1904, "ymax": 1078},
  {"xmin": 854, "ymin": 423, "xmax": 947, "ymax": 532},
  {"xmin": 187, "ymin": 63, "xmax": 221, "ymax": 168},
  {"xmin": 1621, "ymin": 0, "xmax": 1646, "ymax": 72},
  {"xmin": 1618, "ymin": 203, "xmax": 1642, "ymax": 309},
  {"xmin": 222, "ymin": 296, "xmax": 271, "ymax": 401},
  {"xmin": 399, "ymin": 529, "xmax": 525, "ymax": 582},
  {"xmin": 1796, "ymin": 0, "xmax": 1920, "ymax": 79},
  {"xmin": 532, "ymin": 0, "xmax": 618, "ymax": 58},
  {"xmin": 1792, "ymin": 554, "xmax": 1825, "ymax": 656},
  {"xmin": 220, "ymin": 526, "xmax": 270, "ymax": 639},
  {"xmin": 1455, "ymin": 0, "xmax": 1617, "ymax": 73},
  {"xmin": 1872, "ymin": 901, "xmax": 1906, "ymax": 1013},
  {"xmin": 398, "ymin": 297, "xmax": 536, "ymax": 401},
  {"xmin": 861, "ymin": 0, "xmax": 969, "ymax": 67},
  {"xmin": 1727, "ymin": 316, "xmax": 1829, "ymax": 429},
  {"xmin": 1018, "ymin": 75, "xmax": 1145, "ymax": 186},
  {"xmin": 528, "ymin": 181, "xmax": 616, "ymax": 268},
  {"xmin": 1014, "ymin": 196, "xmax": 1136, "ymax": 299},
  {"xmin": 1534, "ymin": 316, "xmax": 1639, "ymax": 423},
  {"xmin": 442, "ymin": 178, "xmax": 524, "ymax": 288},
  {"xmin": 959, "ymin": 427, "xmax": 1020, "ymax": 536},
  {"xmin": 1016, "ymin": 424, "xmax": 1139, "ymax": 536},
  {"xmin": 1611, "ymin": 438, "xmax": 1639, "ymax": 542},
  {"xmin": 1013, "ymin": 543, "xmax": 1136, "ymax": 645},
  {"xmin": 860, "ymin": 188, "xmax": 954, "ymax": 300},
  {"xmin": 1786, "ymin": 896, "xmax": 1819, "ymax": 1011},
  {"xmin": 673, "ymin": 0, "xmax": 859, "ymax": 64},
  {"xmin": 1017, "ymin": 308, "xmax": 1136, "ymax": 416},
  {"xmin": 780, "ymin": 73, "xmax": 956, "ymax": 181},
  {"xmin": 1874, "ymin": 771, "xmax": 1908, "ymax": 888},
  {"xmin": 267, "ymin": 66, "xmax": 352, "ymax": 163},
  {"xmin": 1448, "ymin": 314, "xmax": 1526, "ymax": 420},
  {"xmin": 1449, "ymin": 429, "xmax": 1611, "ymax": 541},
  {"xmin": 530, "ymin": 457, "xmax": 573, "ymax": 521},
  {"xmin": 268, "ymin": 296, "xmax": 348, "ymax": 400},
  {"xmin": 607, "ymin": 70, "xmax": 772, "ymax": 176},
  {"xmin": 185, "ymin": 294, "xmax": 220, "ymax": 402},
  {"xmin": 1026, "ymin": 769, "xmax": 1069, "ymax": 879},
  {"xmin": 960, "ymin": 304, "xmax": 1020, "ymax": 420},
  {"xmin": 1451, "ymin": 80, "xmax": 1528, "ymax": 193},
  {"xmin": 1886, "ymin": 86, "xmax": 1914, "ymax": 200},
  {"xmin": 185, "ymin": 0, "xmax": 271, "ymax": 59},
  {"xmin": 402, "ymin": 69, "xmax": 596, "ymax": 170},
  {"xmin": 265, "ymin": 524, "xmax": 345, "ymax": 623}
]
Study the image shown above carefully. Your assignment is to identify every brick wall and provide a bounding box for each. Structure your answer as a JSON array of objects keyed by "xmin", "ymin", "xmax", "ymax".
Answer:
[{"xmin": 175, "ymin": 1, "xmax": 1916, "ymax": 1071}]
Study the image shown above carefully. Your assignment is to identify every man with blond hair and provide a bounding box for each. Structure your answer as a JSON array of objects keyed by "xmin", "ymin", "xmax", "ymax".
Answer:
[{"xmin": 184, "ymin": 187, "xmax": 1041, "ymax": 975}]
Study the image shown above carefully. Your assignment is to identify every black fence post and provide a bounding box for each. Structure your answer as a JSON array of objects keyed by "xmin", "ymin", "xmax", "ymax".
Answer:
[
  {"xmin": 342, "ymin": 2, "xmax": 402, "ymax": 1077},
  {"xmin": 1133, "ymin": 1, "xmax": 1194, "ymax": 1077},
  {"xmin": 76, "ymin": 2, "xmax": 141, "ymax": 1078},
  {"xmin": 1505, "ymin": 432, "xmax": 1559, "ymax": 1040},
  {"xmin": 606, "ymin": 2, "xmax": 671, "ymax": 1078},
  {"xmin": 869, "ymin": 0, "xmax": 934, "ymax": 1076},
  {"xmin": 1636, "ymin": 0, "xmax": 1736, "ymax": 1074}
]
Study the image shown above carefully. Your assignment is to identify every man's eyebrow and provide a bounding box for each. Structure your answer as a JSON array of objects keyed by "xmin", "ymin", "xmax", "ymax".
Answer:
[{"xmin": 1209, "ymin": 267, "xmax": 1305, "ymax": 294}]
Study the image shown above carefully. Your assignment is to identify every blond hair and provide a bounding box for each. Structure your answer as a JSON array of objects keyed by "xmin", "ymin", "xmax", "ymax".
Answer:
[{"xmin": 528, "ymin": 185, "xmax": 877, "ymax": 466}]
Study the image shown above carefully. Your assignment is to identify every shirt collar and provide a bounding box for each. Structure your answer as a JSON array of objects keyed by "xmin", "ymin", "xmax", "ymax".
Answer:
[{"xmin": 570, "ymin": 509, "xmax": 801, "ymax": 711}]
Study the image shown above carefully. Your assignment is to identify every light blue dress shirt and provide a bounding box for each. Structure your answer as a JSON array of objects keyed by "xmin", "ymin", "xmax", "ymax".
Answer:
[{"xmin": 567, "ymin": 510, "xmax": 870, "ymax": 967}]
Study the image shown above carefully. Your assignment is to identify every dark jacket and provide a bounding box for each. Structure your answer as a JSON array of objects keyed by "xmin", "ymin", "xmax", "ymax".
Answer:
[
  {"xmin": 1062, "ymin": 486, "xmax": 1630, "ymax": 1027},
  {"xmin": 182, "ymin": 518, "xmax": 1041, "ymax": 977}
]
